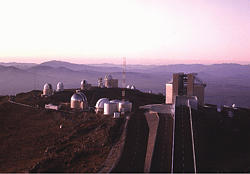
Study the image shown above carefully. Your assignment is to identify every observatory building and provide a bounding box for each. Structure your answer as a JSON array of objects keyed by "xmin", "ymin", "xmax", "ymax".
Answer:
[
  {"xmin": 104, "ymin": 74, "xmax": 118, "ymax": 88},
  {"xmin": 95, "ymin": 98, "xmax": 132, "ymax": 115},
  {"xmin": 80, "ymin": 80, "xmax": 91, "ymax": 90},
  {"xmin": 80, "ymin": 80, "xmax": 87, "ymax": 90},
  {"xmin": 70, "ymin": 91, "xmax": 88, "ymax": 110},
  {"xmin": 43, "ymin": 83, "xmax": 53, "ymax": 96},
  {"xmin": 166, "ymin": 73, "xmax": 206, "ymax": 106},
  {"xmin": 56, "ymin": 82, "xmax": 64, "ymax": 92}
]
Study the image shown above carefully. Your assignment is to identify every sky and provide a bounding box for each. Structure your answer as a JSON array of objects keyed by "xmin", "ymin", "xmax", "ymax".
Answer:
[{"xmin": 0, "ymin": 0, "xmax": 249, "ymax": 65}]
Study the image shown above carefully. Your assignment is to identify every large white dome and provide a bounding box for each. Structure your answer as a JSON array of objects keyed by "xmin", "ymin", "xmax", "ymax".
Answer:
[{"xmin": 71, "ymin": 92, "xmax": 87, "ymax": 102}]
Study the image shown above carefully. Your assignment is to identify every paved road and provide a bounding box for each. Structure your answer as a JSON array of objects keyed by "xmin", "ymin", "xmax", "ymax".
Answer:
[
  {"xmin": 150, "ymin": 113, "xmax": 173, "ymax": 172},
  {"xmin": 173, "ymin": 105, "xmax": 196, "ymax": 173}
]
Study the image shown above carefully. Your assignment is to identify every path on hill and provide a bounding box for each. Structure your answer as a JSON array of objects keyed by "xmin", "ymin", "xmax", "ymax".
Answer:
[{"xmin": 8, "ymin": 98, "xmax": 74, "ymax": 114}]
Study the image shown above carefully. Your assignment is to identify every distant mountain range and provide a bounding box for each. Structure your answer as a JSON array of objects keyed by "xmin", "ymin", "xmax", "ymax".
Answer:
[{"xmin": 0, "ymin": 60, "xmax": 250, "ymax": 108}]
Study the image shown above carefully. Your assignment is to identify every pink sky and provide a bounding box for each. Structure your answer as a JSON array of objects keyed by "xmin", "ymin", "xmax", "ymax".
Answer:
[{"xmin": 0, "ymin": 0, "xmax": 249, "ymax": 65}]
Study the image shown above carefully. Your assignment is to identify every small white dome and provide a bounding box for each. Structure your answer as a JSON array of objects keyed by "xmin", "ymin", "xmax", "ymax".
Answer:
[
  {"xmin": 104, "ymin": 74, "xmax": 112, "ymax": 80},
  {"xmin": 95, "ymin": 98, "xmax": 109, "ymax": 109},
  {"xmin": 126, "ymin": 85, "xmax": 131, "ymax": 89},
  {"xmin": 44, "ymin": 83, "xmax": 52, "ymax": 90},
  {"xmin": 131, "ymin": 85, "xmax": 136, "ymax": 90},
  {"xmin": 56, "ymin": 82, "xmax": 64, "ymax": 91},
  {"xmin": 81, "ymin": 80, "xmax": 87, "ymax": 85}
]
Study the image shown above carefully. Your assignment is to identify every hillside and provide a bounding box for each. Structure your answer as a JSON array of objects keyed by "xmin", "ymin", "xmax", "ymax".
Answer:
[{"xmin": 0, "ymin": 87, "xmax": 164, "ymax": 172}]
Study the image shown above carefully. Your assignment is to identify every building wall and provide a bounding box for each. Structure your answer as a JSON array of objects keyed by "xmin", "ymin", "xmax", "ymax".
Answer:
[
  {"xmin": 187, "ymin": 74, "xmax": 194, "ymax": 96},
  {"xmin": 165, "ymin": 84, "xmax": 173, "ymax": 104}
]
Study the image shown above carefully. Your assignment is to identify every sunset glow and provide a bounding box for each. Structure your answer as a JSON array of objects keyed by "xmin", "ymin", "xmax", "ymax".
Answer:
[{"xmin": 0, "ymin": 0, "xmax": 249, "ymax": 64}]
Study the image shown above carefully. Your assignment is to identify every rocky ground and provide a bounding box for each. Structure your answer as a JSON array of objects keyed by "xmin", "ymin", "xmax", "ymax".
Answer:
[{"xmin": 0, "ymin": 88, "xmax": 164, "ymax": 172}]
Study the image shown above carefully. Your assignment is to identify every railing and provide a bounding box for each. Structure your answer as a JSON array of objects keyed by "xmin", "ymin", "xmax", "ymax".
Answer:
[{"xmin": 187, "ymin": 100, "xmax": 197, "ymax": 173}]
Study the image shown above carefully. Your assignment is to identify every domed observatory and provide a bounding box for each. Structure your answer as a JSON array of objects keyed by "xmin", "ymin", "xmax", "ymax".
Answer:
[
  {"xmin": 70, "ymin": 92, "xmax": 88, "ymax": 110},
  {"xmin": 43, "ymin": 83, "xmax": 53, "ymax": 96},
  {"xmin": 104, "ymin": 74, "xmax": 118, "ymax": 88},
  {"xmin": 104, "ymin": 74, "xmax": 113, "ymax": 88},
  {"xmin": 95, "ymin": 98, "xmax": 109, "ymax": 114},
  {"xmin": 56, "ymin": 82, "xmax": 64, "ymax": 92},
  {"xmin": 80, "ymin": 80, "xmax": 88, "ymax": 90}
]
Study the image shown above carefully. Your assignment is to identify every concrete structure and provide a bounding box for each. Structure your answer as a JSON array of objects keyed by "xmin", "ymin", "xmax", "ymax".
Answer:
[
  {"xmin": 95, "ymin": 98, "xmax": 109, "ymax": 114},
  {"xmin": 144, "ymin": 111, "xmax": 159, "ymax": 173},
  {"xmin": 56, "ymin": 82, "xmax": 64, "ymax": 92},
  {"xmin": 70, "ymin": 91, "xmax": 88, "ymax": 110},
  {"xmin": 104, "ymin": 74, "xmax": 118, "ymax": 88},
  {"xmin": 166, "ymin": 73, "xmax": 206, "ymax": 106},
  {"xmin": 43, "ymin": 83, "xmax": 53, "ymax": 96}
]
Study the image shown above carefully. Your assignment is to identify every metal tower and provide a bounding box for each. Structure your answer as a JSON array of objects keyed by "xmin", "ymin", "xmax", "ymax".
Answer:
[{"xmin": 122, "ymin": 57, "xmax": 126, "ymax": 102}]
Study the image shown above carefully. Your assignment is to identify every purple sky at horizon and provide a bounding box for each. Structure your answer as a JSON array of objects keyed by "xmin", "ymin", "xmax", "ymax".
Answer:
[{"xmin": 0, "ymin": 0, "xmax": 249, "ymax": 65}]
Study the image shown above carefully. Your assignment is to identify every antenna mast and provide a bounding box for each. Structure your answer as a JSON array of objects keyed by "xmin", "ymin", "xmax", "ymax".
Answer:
[{"xmin": 122, "ymin": 57, "xmax": 126, "ymax": 102}]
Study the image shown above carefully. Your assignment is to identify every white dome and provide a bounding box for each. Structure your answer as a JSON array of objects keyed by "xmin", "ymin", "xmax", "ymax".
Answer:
[
  {"xmin": 95, "ymin": 98, "xmax": 109, "ymax": 109},
  {"xmin": 56, "ymin": 82, "xmax": 64, "ymax": 91},
  {"xmin": 71, "ymin": 92, "xmax": 87, "ymax": 102},
  {"xmin": 44, "ymin": 83, "xmax": 52, "ymax": 90},
  {"xmin": 126, "ymin": 85, "xmax": 131, "ymax": 89},
  {"xmin": 104, "ymin": 74, "xmax": 112, "ymax": 80},
  {"xmin": 131, "ymin": 85, "xmax": 136, "ymax": 90},
  {"xmin": 81, "ymin": 80, "xmax": 87, "ymax": 85}
]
